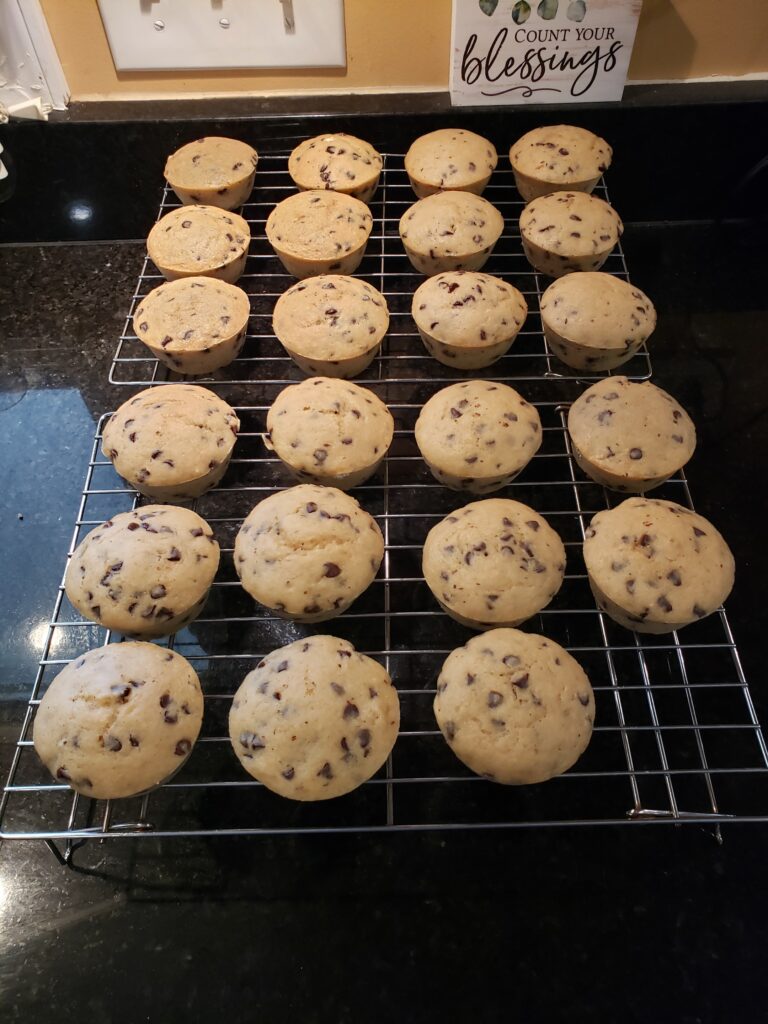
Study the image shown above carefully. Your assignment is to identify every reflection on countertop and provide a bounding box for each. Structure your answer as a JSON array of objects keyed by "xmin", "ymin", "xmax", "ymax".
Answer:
[{"xmin": 1, "ymin": 97, "xmax": 767, "ymax": 1018}]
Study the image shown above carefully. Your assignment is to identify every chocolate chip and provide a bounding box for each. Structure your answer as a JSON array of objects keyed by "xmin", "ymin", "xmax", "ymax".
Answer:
[
  {"xmin": 313, "ymin": 449, "xmax": 328, "ymax": 463},
  {"xmin": 629, "ymin": 448, "xmax": 643, "ymax": 460},
  {"xmin": 240, "ymin": 732, "xmax": 265, "ymax": 751},
  {"xmin": 317, "ymin": 762, "xmax": 333, "ymax": 779},
  {"xmin": 306, "ymin": 502, "xmax": 318, "ymax": 513},
  {"xmin": 578, "ymin": 693, "xmax": 590, "ymax": 707},
  {"xmin": 56, "ymin": 767, "xmax": 71, "ymax": 781},
  {"xmin": 111, "ymin": 685, "xmax": 132, "ymax": 703},
  {"xmin": 181, "ymin": 220, "xmax": 192, "ymax": 228},
  {"xmin": 487, "ymin": 691, "xmax": 503, "ymax": 708},
  {"xmin": 129, "ymin": 735, "xmax": 140, "ymax": 747},
  {"xmin": 693, "ymin": 527, "xmax": 707, "ymax": 537},
  {"xmin": 175, "ymin": 739, "xmax": 191, "ymax": 757},
  {"xmin": 444, "ymin": 721, "xmax": 456, "ymax": 741},
  {"xmin": 693, "ymin": 603, "xmax": 707, "ymax": 618},
  {"xmin": 150, "ymin": 584, "xmax": 167, "ymax": 599},
  {"xmin": 276, "ymin": 660, "xmax": 289, "ymax": 672},
  {"xmin": 323, "ymin": 562, "xmax": 341, "ymax": 578},
  {"xmin": 657, "ymin": 595, "xmax": 673, "ymax": 613},
  {"xmin": 104, "ymin": 735, "xmax": 122, "ymax": 752},
  {"xmin": 167, "ymin": 547, "xmax": 182, "ymax": 561},
  {"xmin": 626, "ymin": 578, "xmax": 636, "ymax": 595},
  {"xmin": 343, "ymin": 702, "xmax": 359, "ymax": 719},
  {"xmin": 667, "ymin": 570, "xmax": 682, "ymax": 586}
]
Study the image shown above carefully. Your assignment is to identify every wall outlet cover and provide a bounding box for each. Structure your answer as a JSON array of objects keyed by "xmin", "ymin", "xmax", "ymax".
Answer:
[{"xmin": 96, "ymin": 0, "xmax": 346, "ymax": 71}]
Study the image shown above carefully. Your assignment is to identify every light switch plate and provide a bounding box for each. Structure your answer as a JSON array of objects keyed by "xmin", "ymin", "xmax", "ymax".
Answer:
[{"xmin": 96, "ymin": 0, "xmax": 346, "ymax": 71}]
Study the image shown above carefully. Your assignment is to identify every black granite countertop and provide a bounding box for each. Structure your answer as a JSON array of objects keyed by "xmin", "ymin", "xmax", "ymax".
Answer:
[{"xmin": 1, "ymin": 89, "xmax": 767, "ymax": 1022}]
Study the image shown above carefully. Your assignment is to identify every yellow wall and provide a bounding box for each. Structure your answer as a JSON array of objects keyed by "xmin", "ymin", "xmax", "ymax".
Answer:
[{"xmin": 41, "ymin": 0, "xmax": 768, "ymax": 102}]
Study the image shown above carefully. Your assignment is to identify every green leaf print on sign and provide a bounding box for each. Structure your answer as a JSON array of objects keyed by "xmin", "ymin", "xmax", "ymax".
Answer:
[
  {"xmin": 478, "ymin": 0, "xmax": 499, "ymax": 15},
  {"xmin": 567, "ymin": 0, "xmax": 587, "ymax": 21},
  {"xmin": 512, "ymin": 1, "xmax": 531, "ymax": 24},
  {"xmin": 537, "ymin": 0, "xmax": 559, "ymax": 19}
]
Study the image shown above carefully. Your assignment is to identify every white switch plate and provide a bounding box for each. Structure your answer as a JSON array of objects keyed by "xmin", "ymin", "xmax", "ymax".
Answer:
[{"xmin": 96, "ymin": 0, "xmax": 346, "ymax": 71}]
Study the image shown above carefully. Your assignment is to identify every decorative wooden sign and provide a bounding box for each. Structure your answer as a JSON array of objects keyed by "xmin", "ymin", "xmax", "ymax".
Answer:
[{"xmin": 451, "ymin": 0, "xmax": 642, "ymax": 106}]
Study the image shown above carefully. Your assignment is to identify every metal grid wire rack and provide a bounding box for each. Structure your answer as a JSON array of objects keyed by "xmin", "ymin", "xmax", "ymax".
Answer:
[
  {"xmin": 109, "ymin": 152, "xmax": 651, "ymax": 387},
  {"xmin": 3, "ymin": 153, "xmax": 768, "ymax": 858}
]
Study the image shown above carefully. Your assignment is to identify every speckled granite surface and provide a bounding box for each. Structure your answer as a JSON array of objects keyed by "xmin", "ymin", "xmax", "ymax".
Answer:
[{"xmin": 1, "ymin": 93, "xmax": 767, "ymax": 1022}]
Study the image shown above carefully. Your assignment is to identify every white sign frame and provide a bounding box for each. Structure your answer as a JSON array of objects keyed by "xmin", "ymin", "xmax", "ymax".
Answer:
[{"xmin": 450, "ymin": 0, "xmax": 642, "ymax": 106}]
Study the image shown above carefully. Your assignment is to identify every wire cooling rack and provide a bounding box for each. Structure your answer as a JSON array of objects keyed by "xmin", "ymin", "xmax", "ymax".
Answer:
[
  {"xmin": 108, "ymin": 152, "xmax": 651, "ymax": 387},
  {"xmin": 3, "ymin": 154, "xmax": 767, "ymax": 858}
]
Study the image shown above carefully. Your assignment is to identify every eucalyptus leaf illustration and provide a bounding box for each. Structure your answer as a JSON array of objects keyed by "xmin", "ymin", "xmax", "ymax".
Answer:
[
  {"xmin": 537, "ymin": 0, "xmax": 559, "ymax": 19},
  {"xmin": 512, "ymin": 1, "xmax": 531, "ymax": 24},
  {"xmin": 478, "ymin": 0, "xmax": 499, "ymax": 15},
  {"xmin": 567, "ymin": 0, "xmax": 587, "ymax": 21}
]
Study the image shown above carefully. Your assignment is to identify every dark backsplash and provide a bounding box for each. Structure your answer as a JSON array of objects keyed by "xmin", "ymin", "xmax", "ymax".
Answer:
[{"xmin": 1, "ymin": 84, "xmax": 767, "ymax": 244}]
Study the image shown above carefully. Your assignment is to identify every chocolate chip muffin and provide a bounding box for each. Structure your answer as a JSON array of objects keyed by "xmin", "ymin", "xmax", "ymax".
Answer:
[
  {"xmin": 265, "ymin": 190, "xmax": 373, "ymax": 279},
  {"xmin": 102, "ymin": 384, "xmax": 240, "ymax": 502},
  {"xmin": 164, "ymin": 136, "xmax": 258, "ymax": 210},
  {"xmin": 434, "ymin": 628, "xmax": 594, "ymax": 785},
  {"xmin": 229, "ymin": 635, "xmax": 400, "ymax": 800},
  {"xmin": 519, "ymin": 192, "xmax": 622, "ymax": 278},
  {"xmin": 399, "ymin": 191, "xmax": 504, "ymax": 276},
  {"xmin": 411, "ymin": 270, "xmax": 527, "ymax": 369},
  {"xmin": 422, "ymin": 499, "xmax": 566, "ymax": 630},
  {"xmin": 583, "ymin": 497, "xmax": 735, "ymax": 633},
  {"xmin": 265, "ymin": 377, "xmax": 394, "ymax": 490},
  {"xmin": 415, "ymin": 380, "xmax": 541, "ymax": 493},
  {"xmin": 568, "ymin": 377, "xmax": 696, "ymax": 492},
  {"xmin": 540, "ymin": 273, "xmax": 656, "ymax": 371},
  {"xmin": 65, "ymin": 506, "xmax": 220, "ymax": 638},
  {"xmin": 272, "ymin": 275, "xmax": 389, "ymax": 378},
  {"xmin": 404, "ymin": 128, "xmax": 498, "ymax": 198},
  {"xmin": 133, "ymin": 277, "xmax": 251, "ymax": 376},
  {"xmin": 147, "ymin": 205, "xmax": 250, "ymax": 284},
  {"xmin": 33, "ymin": 643, "xmax": 203, "ymax": 800},
  {"xmin": 234, "ymin": 484, "xmax": 383, "ymax": 623},
  {"xmin": 509, "ymin": 125, "xmax": 612, "ymax": 202},
  {"xmin": 288, "ymin": 133, "xmax": 383, "ymax": 203}
]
